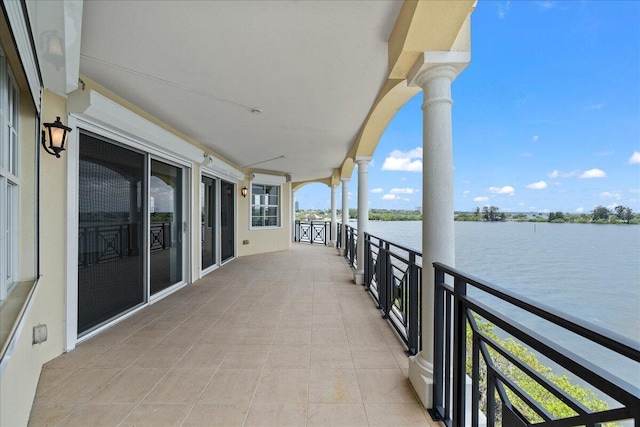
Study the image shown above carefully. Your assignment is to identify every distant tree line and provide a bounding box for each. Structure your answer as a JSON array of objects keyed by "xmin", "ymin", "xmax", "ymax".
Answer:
[
  {"xmin": 296, "ymin": 205, "xmax": 638, "ymax": 224},
  {"xmin": 455, "ymin": 205, "xmax": 638, "ymax": 224}
]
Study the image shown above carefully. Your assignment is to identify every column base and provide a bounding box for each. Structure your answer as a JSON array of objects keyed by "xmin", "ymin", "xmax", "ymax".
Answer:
[
  {"xmin": 328, "ymin": 241, "xmax": 336, "ymax": 248},
  {"xmin": 354, "ymin": 270, "xmax": 364, "ymax": 285},
  {"xmin": 339, "ymin": 248, "xmax": 346, "ymax": 256},
  {"xmin": 408, "ymin": 352, "xmax": 434, "ymax": 409}
]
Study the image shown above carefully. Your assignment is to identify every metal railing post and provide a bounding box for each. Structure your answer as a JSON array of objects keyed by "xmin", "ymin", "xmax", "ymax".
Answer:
[
  {"xmin": 407, "ymin": 251, "xmax": 419, "ymax": 355},
  {"xmin": 432, "ymin": 265, "xmax": 445, "ymax": 420},
  {"xmin": 453, "ymin": 277, "xmax": 467, "ymax": 427}
]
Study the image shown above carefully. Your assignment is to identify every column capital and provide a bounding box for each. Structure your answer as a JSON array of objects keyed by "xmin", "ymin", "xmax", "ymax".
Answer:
[
  {"xmin": 340, "ymin": 177, "xmax": 350, "ymax": 184},
  {"xmin": 354, "ymin": 155, "xmax": 373, "ymax": 165},
  {"xmin": 408, "ymin": 51, "xmax": 470, "ymax": 89}
]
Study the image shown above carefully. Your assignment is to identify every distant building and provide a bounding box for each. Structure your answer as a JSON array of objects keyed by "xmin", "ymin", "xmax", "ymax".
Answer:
[{"xmin": 295, "ymin": 201, "xmax": 299, "ymax": 211}]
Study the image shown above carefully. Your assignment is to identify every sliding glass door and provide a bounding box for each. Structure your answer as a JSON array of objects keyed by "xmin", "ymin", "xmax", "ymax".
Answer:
[
  {"xmin": 201, "ymin": 175, "xmax": 216, "ymax": 270},
  {"xmin": 221, "ymin": 180, "xmax": 235, "ymax": 263},
  {"xmin": 78, "ymin": 133, "xmax": 146, "ymax": 335},
  {"xmin": 78, "ymin": 133, "xmax": 189, "ymax": 336},
  {"xmin": 200, "ymin": 176, "xmax": 235, "ymax": 272},
  {"xmin": 150, "ymin": 159, "xmax": 184, "ymax": 295}
]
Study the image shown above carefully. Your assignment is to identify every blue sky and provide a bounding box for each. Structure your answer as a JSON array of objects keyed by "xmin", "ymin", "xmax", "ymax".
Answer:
[{"xmin": 296, "ymin": 1, "xmax": 640, "ymax": 213}]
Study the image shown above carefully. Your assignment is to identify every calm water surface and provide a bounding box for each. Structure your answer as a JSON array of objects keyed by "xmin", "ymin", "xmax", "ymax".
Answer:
[{"xmin": 366, "ymin": 220, "xmax": 640, "ymax": 382}]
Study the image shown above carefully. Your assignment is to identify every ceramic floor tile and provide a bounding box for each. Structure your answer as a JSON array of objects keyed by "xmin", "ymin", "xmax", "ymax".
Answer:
[
  {"xmin": 356, "ymin": 369, "xmax": 417, "ymax": 403},
  {"xmin": 244, "ymin": 402, "xmax": 307, "ymax": 427},
  {"xmin": 364, "ymin": 402, "xmax": 431, "ymax": 426},
  {"xmin": 90, "ymin": 367, "xmax": 167, "ymax": 404},
  {"xmin": 30, "ymin": 244, "xmax": 438, "ymax": 426},
  {"xmin": 309, "ymin": 368, "xmax": 362, "ymax": 404},
  {"xmin": 120, "ymin": 403, "xmax": 191, "ymax": 426},
  {"xmin": 27, "ymin": 403, "xmax": 76, "ymax": 427},
  {"xmin": 57, "ymin": 403, "xmax": 135, "ymax": 427},
  {"xmin": 36, "ymin": 368, "xmax": 122, "ymax": 404},
  {"xmin": 183, "ymin": 403, "xmax": 248, "ymax": 426},
  {"xmin": 253, "ymin": 368, "xmax": 309, "ymax": 405},
  {"xmin": 144, "ymin": 369, "xmax": 213, "ymax": 404},
  {"xmin": 198, "ymin": 368, "xmax": 261, "ymax": 406},
  {"xmin": 307, "ymin": 403, "xmax": 369, "ymax": 427}
]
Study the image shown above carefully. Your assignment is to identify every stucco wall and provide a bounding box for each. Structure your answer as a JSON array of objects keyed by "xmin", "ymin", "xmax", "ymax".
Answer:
[
  {"xmin": 237, "ymin": 182, "xmax": 292, "ymax": 257},
  {"xmin": 0, "ymin": 91, "xmax": 68, "ymax": 427}
]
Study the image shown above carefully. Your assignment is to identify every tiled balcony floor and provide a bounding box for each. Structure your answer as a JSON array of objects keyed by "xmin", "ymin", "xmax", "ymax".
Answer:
[{"xmin": 30, "ymin": 244, "xmax": 441, "ymax": 426}]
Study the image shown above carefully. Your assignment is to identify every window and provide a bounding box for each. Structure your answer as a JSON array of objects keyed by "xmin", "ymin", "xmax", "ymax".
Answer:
[
  {"xmin": 0, "ymin": 48, "xmax": 20, "ymax": 301},
  {"xmin": 251, "ymin": 183, "xmax": 280, "ymax": 228}
]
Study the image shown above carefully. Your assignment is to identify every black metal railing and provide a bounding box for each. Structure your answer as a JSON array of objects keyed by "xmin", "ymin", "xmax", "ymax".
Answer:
[
  {"xmin": 432, "ymin": 262, "xmax": 640, "ymax": 427},
  {"xmin": 79, "ymin": 222, "xmax": 171, "ymax": 267},
  {"xmin": 364, "ymin": 232, "xmax": 421, "ymax": 355},
  {"xmin": 294, "ymin": 221, "xmax": 331, "ymax": 245},
  {"xmin": 344, "ymin": 224, "xmax": 357, "ymax": 268}
]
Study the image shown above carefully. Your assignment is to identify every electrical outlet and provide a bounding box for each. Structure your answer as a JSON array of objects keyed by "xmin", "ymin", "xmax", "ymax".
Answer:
[{"xmin": 243, "ymin": 240, "xmax": 249, "ymax": 245}]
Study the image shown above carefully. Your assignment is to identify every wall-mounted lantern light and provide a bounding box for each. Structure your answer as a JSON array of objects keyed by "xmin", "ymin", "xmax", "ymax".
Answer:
[
  {"xmin": 241, "ymin": 186, "xmax": 248, "ymax": 198},
  {"xmin": 41, "ymin": 116, "xmax": 72, "ymax": 158}
]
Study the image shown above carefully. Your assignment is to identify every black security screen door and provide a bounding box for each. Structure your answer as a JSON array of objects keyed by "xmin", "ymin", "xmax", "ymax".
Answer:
[
  {"xmin": 78, "ymin": 133, "xmax": 146, "ymax": 335},
  {"xmin": 221, "ymin": 180, "xmax": 235, "ymax": 262},
  {"xmin": 201, "ymin": 175, "xmax": 216, "ymax": 270}
]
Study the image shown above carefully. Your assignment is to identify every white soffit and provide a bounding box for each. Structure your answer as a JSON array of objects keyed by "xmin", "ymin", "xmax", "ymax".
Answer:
[{"xmin": 78, "ymin": 1, "xmax": 402, "ymax": 182}]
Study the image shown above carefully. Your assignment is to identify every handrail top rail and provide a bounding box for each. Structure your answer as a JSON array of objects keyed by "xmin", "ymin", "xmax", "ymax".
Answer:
[
  {"xmin": 433, "ymin": 261, "xmax": 640, "ymax": 363},
  {"xmin": 364, "ymin": 231, "xmax": 422, "ymax": 256}
]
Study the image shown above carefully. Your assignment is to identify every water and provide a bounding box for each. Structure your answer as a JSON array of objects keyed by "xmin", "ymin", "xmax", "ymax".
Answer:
[{"xmin": 366, "ymin": 220, "xmax": 640, "ymax": 385}]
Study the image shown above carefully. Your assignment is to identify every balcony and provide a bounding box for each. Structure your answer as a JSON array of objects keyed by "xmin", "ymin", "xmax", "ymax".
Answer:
[{"xmin": 29, "ymin": 244, "xmax": 440, "ymax": 426}]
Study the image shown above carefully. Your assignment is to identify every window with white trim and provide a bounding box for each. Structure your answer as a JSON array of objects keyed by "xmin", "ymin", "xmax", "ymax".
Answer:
[
  {"xmin": 251, "ymin": 183, "xmax": 280, "ymax": 227},
  {"xmin": 0, "ymin": 48, "xmax": 20, "ymax": 301}
]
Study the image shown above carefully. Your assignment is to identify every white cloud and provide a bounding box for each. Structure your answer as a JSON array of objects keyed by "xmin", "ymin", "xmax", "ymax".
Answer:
[
  {"xmin": 548, "ymin": 169, "xmax": 579, "ymax": 178},
  {"xmin": 489, "ymin": 186, "xmax": 515, "ymax": 195},
  {"xmin": 526, "ymin": 181, "xmax": 548, "ymax": 190},
  {"xmin": 629, "ymin": 151, "xmax": 640, "ymax": 164},
  {"xmin": 537, "ymin": 1, "xmax": 556, "ymax": 10},
  {"xmin": 403, "ymin": 198, "xmax": 410, "ymax": 201},
  {"xmin": 584, "ymin": 104, "xmax": 603, "ymax": 111},
  {"xmin": 370, "ymin": 188, "xmax": 384, "ymax": 193},
  {"xmin": 463, "ymin": 190, "xmax": 470, "ymax": 196},
  {"xmin": 473, "ymin": 196, "xmax": 489, "ymax": 202},
  {"xmin": 630, "ymin": 188, "xmax": 640, "ymax": 194},
  {"xmin": 520, "ymin": 152, "xmax": 532, "ymax": 157},
  {"xmin": 593, "ymin": 150, "xmax": 614, "ymax": 157},
  {"xmin": 575, "ymin": 207, "xmax": 584, "ymax": 213},
  {"xmin": 532, "ymin": 135, "xmax": 539, "ymax": 142},
  {"xmin": 600, "ymin": 191, "xmax": 622, "ymax": 200},
  {"xmin": 381, "ymin": 148, "xmax": 423, "ymax": 172},
  {"xmin": 579, "ymin": 168, "xmax": 607, "ymax": 179},
  {"xmin": 497, "ymin": 1, "xmax": 510, "ymax": 19},
  {"xmin": 518, "ymin": 202, "xmax": 525, "ymax": 206},
  {"xmin": 382, "ymin": 194, "xmax": 397, "ymax": 200},
  {"xmin": 390, "ymin": 188, "xmax": 415, "ymax": 194}
]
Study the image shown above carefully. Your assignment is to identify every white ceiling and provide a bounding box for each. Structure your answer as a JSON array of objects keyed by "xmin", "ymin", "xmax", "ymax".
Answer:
[{"xmin": 78, "ymin": 1, "xmax": 403, "ymax": 182}]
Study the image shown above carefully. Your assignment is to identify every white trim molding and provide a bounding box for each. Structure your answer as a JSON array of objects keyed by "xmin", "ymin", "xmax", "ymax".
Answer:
[
  {"xmin": 251, "ymin": 173, "xmax": 286, "ymax": 186},
  {"xmin": 3, "ymin": 0, "xmax": 42, "ymax": 110},
  {"xmin": 67, "ymin": 88, "xmax": 204, "ymax": 163}
]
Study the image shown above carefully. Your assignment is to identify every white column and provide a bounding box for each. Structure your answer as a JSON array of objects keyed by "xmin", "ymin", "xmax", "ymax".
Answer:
[
  {"xmin": 354, "ymin": 156, "xmax": 371, "ymax": 284},
  {"xmin": 329, "ymin": 184, "xmax": 338, "ymax": 247},
  {"xmin": 340, "ymin": 178, "xmax": 349, "ymax": 255},
  {"xmin": 407, "ymin": 52, "xmax": 469, "ymax": 409}
]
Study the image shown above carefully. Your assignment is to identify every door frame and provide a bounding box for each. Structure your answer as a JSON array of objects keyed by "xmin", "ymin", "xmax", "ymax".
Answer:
[
  {"xmin": 199, "ymin": 170, "xmax": 238, "ymax": 277},
  {"xmin": 66, "ymin": 114, "xmax": 194, "ymax": 350}
]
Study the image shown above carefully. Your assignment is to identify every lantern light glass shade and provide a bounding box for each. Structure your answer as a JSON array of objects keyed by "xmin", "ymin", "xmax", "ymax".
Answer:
[
  {"xmin": 42, "ymin": 116, "xmax": 72, "ymax": 158},
  {"xmin": 241, "ymin": 186, "xmax": 248, "ymax": 197}
]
